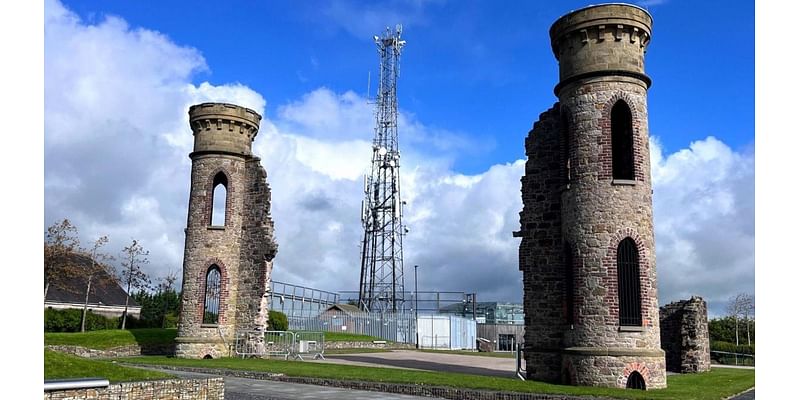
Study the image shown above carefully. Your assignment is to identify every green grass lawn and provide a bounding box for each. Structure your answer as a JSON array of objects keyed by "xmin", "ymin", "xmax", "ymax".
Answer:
[
  {"xmin": 45, "ymin": 328, "xmax": 177, "ymax": 349},
  {"xmin": 45, "ymin": 350, "xmax": 173, "ymax": 382},
  {"xmin": 120, "ymin": 356, "xmax": 754, "ymax": 400}
]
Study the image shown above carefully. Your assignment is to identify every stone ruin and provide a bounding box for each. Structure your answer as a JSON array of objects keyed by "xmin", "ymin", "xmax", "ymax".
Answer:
[{"xmin": 659, "ymin": 296, "xmax": 711, "ymax": 373}]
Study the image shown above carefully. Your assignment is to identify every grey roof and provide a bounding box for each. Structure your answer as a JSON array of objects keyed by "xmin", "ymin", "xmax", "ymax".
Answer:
[{"xmin": 45, "ymin": 251, "xmax": 139, "ymax": 308}]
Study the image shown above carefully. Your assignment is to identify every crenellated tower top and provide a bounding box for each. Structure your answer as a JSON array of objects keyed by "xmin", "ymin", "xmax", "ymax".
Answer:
[
  {"xmin": 549, "ymin": 3, "xmax": 653, "ymax": 95},
  {"xmin": 188, "ymin": 102, "xmax": 262, "ymax": 158}
]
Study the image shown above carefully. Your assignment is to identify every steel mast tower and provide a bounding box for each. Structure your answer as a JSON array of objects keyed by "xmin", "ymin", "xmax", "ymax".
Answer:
[{"xmin": 358, "ymin": 25, "xmax": 407, "ymax": 313}]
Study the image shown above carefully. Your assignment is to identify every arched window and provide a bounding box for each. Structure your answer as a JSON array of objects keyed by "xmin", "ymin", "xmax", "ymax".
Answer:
[
  {"xmin": 203, "ymin": 266, "xmax": 221, "ymax": 324},
  {"xmin": 617, "ymin": 238, "xmax": 642, "ymax": 326},
  {"xmin": 626, "ymin": 371, "xmax": 646, "ymax": 390},
  {"xmin": 611, "ymin": 101, "xmax": 634, "ymax": 180},
  {"xmin": 564, "ymin": 242, "xmax": 575, "ymax": 324},
  {"xmin": 561, "ymin": 110, "xmax": 572, "ymax": 185},
  {"xmin": 210, "ymin": 172, "xmax": 228, "ymax": 226}
]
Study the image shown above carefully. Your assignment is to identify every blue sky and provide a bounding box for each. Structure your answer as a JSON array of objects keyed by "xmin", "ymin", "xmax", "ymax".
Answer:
[
  {"xmin": 61, "ymin": 0, "xmax": 754, "ymax": 174},
  {"xmin": 44, "ymin": 0, "xmax": 754, "ymax": 317}
]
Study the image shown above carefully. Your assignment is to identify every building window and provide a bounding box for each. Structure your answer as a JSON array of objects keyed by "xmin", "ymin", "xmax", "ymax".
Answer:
[
  {"xmin": 611, "ymin": 101, "xmax": 634, "ymax": 180},
  {"xmin": 210, "ymin": 172, "xmax": 228, "ymax": 226},
  {"xmin": 617, "ymin": 238, "xmax": 642, "ymax": 326},
  {"xmin": 203, "ymin": 266, "xmax": 221, "ymax": 324},
  {"xmin": 498, "ymin": 334, "xmax": 516, "ymax": 352}
]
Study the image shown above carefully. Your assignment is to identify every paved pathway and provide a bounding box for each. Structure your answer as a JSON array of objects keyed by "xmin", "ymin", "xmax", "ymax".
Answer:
[
  {"xmin": 318, "ymin": 350, "xmax": 517, "ymax": 378},
  {"xmin": 144, "ymin": 367, "xmax": 437, "ymax": 400}
]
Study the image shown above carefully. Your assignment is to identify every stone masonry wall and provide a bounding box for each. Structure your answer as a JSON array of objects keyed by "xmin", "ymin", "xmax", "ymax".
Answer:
[
  {"xmin": 517, "ymin": 103, "xmax": 565, "ymax": 383},
  {"xmin": 44, "ymin": 378, "xmax": 224, "ymax": 400},
  {"xmin": 235, "ymin": 157, "xmax": 278, "ymax": 334},
  {"xmin": 659, "ymin": 296, "xmax": 711, "ymax": 373}
]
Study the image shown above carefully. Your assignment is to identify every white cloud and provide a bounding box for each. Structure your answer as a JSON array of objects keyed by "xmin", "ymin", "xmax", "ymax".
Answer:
[
  {"xmin": 650, "ymin": 136, "xmax": 755, "ymax": 317},
  {"xmin": 45, "ymin": 0, "xmax": 752, "ymax": 319}
]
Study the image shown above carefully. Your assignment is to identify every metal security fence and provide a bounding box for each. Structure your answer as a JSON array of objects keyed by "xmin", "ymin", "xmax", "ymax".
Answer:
[
  {"xmin": 288, "ymin": 311, "xmax": 417, "ymax": 344},
  {"xmin": 286, "ymin": 311, "xmax": 476, "ymax": 349}
]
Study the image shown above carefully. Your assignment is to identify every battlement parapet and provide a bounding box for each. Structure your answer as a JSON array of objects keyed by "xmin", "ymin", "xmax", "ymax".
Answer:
[
  {"xmin": 549, "ymin": 4, "xmax": 653, "ymax": 93},
  {"xmin": 189, "ymin": 103, "xmax": 262, "ymax": 157}
]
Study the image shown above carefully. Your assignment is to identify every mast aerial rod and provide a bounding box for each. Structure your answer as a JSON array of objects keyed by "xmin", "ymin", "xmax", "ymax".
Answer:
[{"xmin": 358, "ymin": 25, "xmax": 407, "ymax": 313}]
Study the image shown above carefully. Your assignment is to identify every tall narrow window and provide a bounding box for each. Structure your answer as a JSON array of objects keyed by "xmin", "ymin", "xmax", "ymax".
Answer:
[
  {"xmin": 611, "ymin": 101, "xmax": 634, "ymax": 180},
  {"xmin": 617, "ymin": 238, "xmax": 642, "ymax": 326},
  {"xmin": 211, "ymin": 172, "xmax": 228, "ymax": 226},
  {"xmin": 203, "ymin": 266, "xmax": 221, "ymax": 324},
  {"xmin": 564, "ymin": 242, "xmax": 575, "ymax": 324}
]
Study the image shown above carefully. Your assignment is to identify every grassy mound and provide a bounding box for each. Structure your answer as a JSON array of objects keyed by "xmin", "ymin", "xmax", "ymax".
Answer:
[
  {"xmin": 45, "ymin": 328, "xmax": 177, "ymax": 350},
  {"xmin": 45, "ymin": 350, "xmax": 173, "ymax": 382}
]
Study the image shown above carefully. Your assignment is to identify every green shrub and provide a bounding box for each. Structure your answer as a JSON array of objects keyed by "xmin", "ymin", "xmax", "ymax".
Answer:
[
  {"xmin": 44, "ymin": 308, "xmax": 119, "ymax": 332},
  {"xmin": 267, "ymin": 310, "xmax": 288, "ymax": 331},
  {"xmin": 711, "ymin": 340, "xmax": 755, "ymax": 355}
]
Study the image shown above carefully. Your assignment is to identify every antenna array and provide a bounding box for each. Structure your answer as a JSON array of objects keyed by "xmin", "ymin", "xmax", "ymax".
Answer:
[{"xmin": 358, "ymin": 25, "xmax": 407, "ymax": 313}]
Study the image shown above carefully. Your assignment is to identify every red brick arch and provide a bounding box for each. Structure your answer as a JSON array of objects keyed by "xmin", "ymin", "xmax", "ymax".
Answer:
[
  {"xmin": 206, "ymin": 168, "xmax": 233, "ymax": 226},
  {"xmin": 198, "ymin": 258, "xmax": 229, "ymax": 325},
  {"xmin": 598, "ymin": 92, "xmax": 647, "ymax": 181},
  {"xmin": 618, "ymin": 362, "xmax": 651, "ymax": 388},
  {"xmin": 601, "ymin": 228, "xmax": 653, "ymax": 326}
]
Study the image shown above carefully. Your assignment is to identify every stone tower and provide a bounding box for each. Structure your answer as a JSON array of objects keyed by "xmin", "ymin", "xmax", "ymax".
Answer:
[
  {"xmin": 176, "ymin": 102, "xmax": 278, "ymax": 359},
  {"xmin": 516, "ymin": 4, "xmax": 666, "ymax": 389}
]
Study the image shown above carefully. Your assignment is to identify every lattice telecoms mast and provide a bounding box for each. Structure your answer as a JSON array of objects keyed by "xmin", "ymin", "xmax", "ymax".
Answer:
[{"xmin": 358, "ymin": 25, "xmax": 407, "ymax": 313}]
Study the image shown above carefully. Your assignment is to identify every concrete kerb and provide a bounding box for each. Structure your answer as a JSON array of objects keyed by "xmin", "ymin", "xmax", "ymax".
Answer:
[{"xmin": 123, "ymin": 364, "xmax": 618, "ymax": 400}]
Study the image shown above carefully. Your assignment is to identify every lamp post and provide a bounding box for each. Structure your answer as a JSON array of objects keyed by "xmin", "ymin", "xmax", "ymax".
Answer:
[{"xmin": 414, "ymin": 264, "xmax": 419, "ymax": 349}]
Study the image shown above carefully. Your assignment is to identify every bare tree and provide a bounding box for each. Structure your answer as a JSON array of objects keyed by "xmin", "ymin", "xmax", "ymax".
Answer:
[
  {"xmin": 157, "ymin": 269, "xmax": 179, "ymax": 328},
  {"xmin": 727, "ymin": 293, "xmax": 754, "ymax": 346},
  {"xmin": 120, "ymin": 239, "xmax": 151, "ymax": 330},
  {"xmin": 740, "ymin": 293, "xmax": 755, "ymax": 345},
  {"xmin": 44, "ymin": 219, "xmax": 82, "ymax": 302},
  {"xmin": 80, "ymin": 236, "xmax": 116, "ymax": 333}
]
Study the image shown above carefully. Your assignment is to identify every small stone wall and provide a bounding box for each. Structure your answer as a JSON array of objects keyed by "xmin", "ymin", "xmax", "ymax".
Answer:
[
  {"xmin": 46, "ymin": 344, "xmax": 175, "ymax": 358},
  {"xmin": 659, "ymin": 296, "xmax": 711, "ymax": 373},
  {"xmin": 44, "ymin": 378, "xmax": 223, "ymax": 400}
]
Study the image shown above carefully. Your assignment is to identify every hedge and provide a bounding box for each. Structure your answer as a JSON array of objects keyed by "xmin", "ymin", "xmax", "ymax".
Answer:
[
  {"xmin": 711, "ymin": 340, "xmax": 755, "ymax": 355},
  {"xmin": 267, "ymin": 310, "xmax": 288, "ymax": 331},
  {"xmin": 45, "ymin": 308, "xmax": 119, "ymax": 332}
]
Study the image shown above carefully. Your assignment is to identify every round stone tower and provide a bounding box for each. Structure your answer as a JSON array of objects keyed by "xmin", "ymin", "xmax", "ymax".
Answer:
[
  {"xmin": 517, "ymin": 3, "xmax": 665, "ymax": 390},
  {"xmin": 176, "ymin": 102, "xmax": 277, "ymax": 359}
]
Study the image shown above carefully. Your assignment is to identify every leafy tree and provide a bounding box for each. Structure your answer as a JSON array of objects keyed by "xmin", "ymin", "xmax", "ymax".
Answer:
[
  {"xmin": 44, "ymin": 219, "xmax": 81, "ymax": 301},
  {"xmin": 80, "ymin": 235, "xmax": 116, "ymax": 332},
  {"xmin": 120, "ymin": 239, "xmax": 151, "ymax": 329},
  {"xmin": 709, "ymin": 316, "xmax": 756, "ymax": 345},
  {"xmin": 130, "ymin": 270, "xmax": 181, "ymax": 329},
  {"xmin": 267, "ymin": 310, "xmax": 288, "ymax": 331}
]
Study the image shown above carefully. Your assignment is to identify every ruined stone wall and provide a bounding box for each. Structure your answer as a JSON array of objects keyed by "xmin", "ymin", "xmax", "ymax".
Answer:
[
  {"xmin": 660, "ymin": 297, "xmax": 711, "ymax": 373},
  {"xmin": 517, "ymin": 104, "xmax": 565, "ymax": 383},
  {"xmin": 236, "ymin": 157, "xmax": 278, "ymax": 333}
]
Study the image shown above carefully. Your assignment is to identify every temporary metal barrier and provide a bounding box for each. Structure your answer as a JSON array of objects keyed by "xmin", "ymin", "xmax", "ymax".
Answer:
[
  {"xmin": 234, "ymin": 330, "xmax": 293, "ymax": 359},
  {"xmin": 44, "ymin": 378, "xmax": 110, "ymax": 391},
  {"xmin": 234, "ymin": 330, "xmax": 326, "ymax": 360},
  {"xmin": 293, "ymin": 331, "xmax": 325, "ymax": 360}
]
